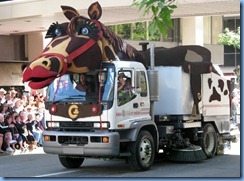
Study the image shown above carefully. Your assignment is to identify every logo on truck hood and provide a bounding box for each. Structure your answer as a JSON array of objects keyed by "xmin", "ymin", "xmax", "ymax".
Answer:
[
  {"xmin": 48, "ymin": 103, "xmax": 103, "ymax": 120},
  {"xmin": 68, "ymin": 104, "xmax": 79, "ymax": 120}
]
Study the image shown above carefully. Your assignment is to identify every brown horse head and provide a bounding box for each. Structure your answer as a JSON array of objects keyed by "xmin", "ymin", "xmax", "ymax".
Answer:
[{"xmin": 22, "ymin": 2, "xmax": 145, "ymax": 89}]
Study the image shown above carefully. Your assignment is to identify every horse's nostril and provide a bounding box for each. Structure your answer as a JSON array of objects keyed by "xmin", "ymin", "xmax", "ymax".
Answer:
[{"xmin": 42, "ymin": 61, "xmax": 48, "ymax": 66}]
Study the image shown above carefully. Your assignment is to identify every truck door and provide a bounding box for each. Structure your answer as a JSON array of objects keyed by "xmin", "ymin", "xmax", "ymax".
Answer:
[
  {"xmin": 134, "ymin": 70, "xmax": 150, "ymax": 116},
  {"xmin": 116, "ymin": 70, "xmax": 150, "ymax": 125}
]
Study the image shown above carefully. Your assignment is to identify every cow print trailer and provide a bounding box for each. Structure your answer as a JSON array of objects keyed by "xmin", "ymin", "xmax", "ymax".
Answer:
[{"xmin": 21, "ymin": 1, "xmax": 231, "ymax": 115}]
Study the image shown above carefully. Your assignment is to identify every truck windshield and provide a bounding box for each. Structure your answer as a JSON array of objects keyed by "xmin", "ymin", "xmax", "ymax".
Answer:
[{"xmin": 46, "ymin": 66, "xmax": 115, "ymax": 105}]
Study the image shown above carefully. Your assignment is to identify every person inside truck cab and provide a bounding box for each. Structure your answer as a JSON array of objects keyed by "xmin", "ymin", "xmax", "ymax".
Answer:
[
  {"xmin": 118, "ymin": 73, "xmax": 131, "ymax": 92},
  {"xmin": 117, "ymin": 72, "xmax": 135, "ymax": 106},
  {"xmin": 75, "ymin": 73, "xmax": 93, "ymax": 93}
]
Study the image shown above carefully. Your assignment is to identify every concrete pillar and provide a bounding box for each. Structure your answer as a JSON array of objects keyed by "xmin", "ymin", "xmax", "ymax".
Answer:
[
  {"xmin": 26, "ymin": 32, "xmax": 47, "ymax": 92},
  {"xmin": 182, "ymin": 16, "xmax": 204, "ymax": 46},
  {"xmin": 27, "ymin": 32, "xmax": 45, "ymax": 62}
]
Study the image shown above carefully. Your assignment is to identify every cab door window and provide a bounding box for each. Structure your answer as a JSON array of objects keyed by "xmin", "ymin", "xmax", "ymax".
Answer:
[
  {"xmin": 117, "ymin": 71, "xmax": 136, "ymax": 106},
  {"xmin": 135, "ymin": 71, "xmax": 148, "ymax": 97}
]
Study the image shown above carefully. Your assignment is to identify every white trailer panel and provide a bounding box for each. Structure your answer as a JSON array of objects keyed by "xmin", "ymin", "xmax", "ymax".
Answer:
[
  {"xmin": 154, "ymin": 66, "xmax": 193, "ymax": 115},
  {"xmin": 201, "ymin": 73, "xmax": 230, "ymax": 116},
  {"xmin": 154, "ymin": 66, "xmax": 230, "ymax": 117}
]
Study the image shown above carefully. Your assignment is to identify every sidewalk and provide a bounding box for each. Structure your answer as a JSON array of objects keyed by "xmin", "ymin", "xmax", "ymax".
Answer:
[
  {"xmin": 0, "ymin": 146, "xmax": 45, "ymax": 156},
  {"xmin": 225, "ymin": 127, "xmax": 240, "ymax": 155},
  {"xmin": 14, "ymin": 147, "xmax": 45, "ymax": 155}
]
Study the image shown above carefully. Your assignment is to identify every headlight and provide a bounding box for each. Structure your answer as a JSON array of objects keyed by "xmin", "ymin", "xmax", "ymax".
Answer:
[
  {"xmin": 47, "ymin": 122, "xmax": 60, "ymax": 128},
  {"xmin": 94, "ymin": 123, "xmax": 108, "ymax": 128}
]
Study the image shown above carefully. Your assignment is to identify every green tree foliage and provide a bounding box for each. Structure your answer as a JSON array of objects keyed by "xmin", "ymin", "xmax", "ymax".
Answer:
[
  {"xmin": 117, "ymin": 24, "xmax": 131, "ymax": 39},
  {"xmin": 218, "ymin": 27, "xmax": 240, "ymax": 49},
  {"xmin": 149, "ymin": 30, "xmax": 160, "ymax": 41},
  {"xmin": 132, "ymin": 0, "xmax": 177, "ymax": 37},
  {"xmin": 133, "ymin": 22, "xmax": 147, "ymax": 40}
]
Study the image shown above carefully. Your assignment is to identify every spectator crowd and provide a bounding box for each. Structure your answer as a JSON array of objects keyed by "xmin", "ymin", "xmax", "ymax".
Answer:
[{"xmin": 0, "ymin": 88, "xmax": 45, "ymax": 155}]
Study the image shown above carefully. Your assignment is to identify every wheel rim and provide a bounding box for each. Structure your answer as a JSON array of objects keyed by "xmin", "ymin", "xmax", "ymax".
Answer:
[
  {"xmin": 139, "ymin": 138, "xmax": 152, "ymax": 164},
  {"xmin": 205, "ymin": 131, "xmax": 215, "ymax": 153}
]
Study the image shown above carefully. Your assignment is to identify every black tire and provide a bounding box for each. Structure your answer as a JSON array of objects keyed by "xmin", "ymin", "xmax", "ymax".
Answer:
[
  {"xmin": 200, "ymin": 123, "xmax": 217, "ymax": 158},
  {"xmin": 128, "ymin": 130, "xmax": 155, "ymax": 171},
  {"xmin": 58, "ymin": 155, "xmax": 84, "ymax": 168}
]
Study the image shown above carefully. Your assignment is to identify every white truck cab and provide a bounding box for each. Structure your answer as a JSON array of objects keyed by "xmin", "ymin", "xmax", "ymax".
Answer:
[{"xmin": 43, "ymin": 60, "xmax": 158, "ymax": 170}]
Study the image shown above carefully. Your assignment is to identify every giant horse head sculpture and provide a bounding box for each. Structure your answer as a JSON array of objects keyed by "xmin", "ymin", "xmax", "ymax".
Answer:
[{"xmin": 22, "ymin": 2, "xmax": 145, "ymax": 89}]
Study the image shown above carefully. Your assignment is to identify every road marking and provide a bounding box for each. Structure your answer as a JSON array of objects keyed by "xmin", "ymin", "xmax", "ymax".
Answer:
[{"xmin": 34, "ymin": 170, "xmax": 79, "ymax": 177}]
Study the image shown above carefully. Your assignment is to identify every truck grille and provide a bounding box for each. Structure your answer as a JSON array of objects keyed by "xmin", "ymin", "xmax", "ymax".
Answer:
[
  {"xmin": 58, "ymin": 136, "xmax": 88, "ymax": 145},
  {"xmin": 46, "ymin": 121, "xmax": 109, "ymax": 132},
  {"xmin": 60, "ymin": 122, "xmax": 93, "ymax": 128}
]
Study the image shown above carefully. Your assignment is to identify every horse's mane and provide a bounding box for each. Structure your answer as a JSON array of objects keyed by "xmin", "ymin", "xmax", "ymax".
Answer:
[{"xmin": 100, "ymin": 23, "xmax": 147, "ymax": 68}]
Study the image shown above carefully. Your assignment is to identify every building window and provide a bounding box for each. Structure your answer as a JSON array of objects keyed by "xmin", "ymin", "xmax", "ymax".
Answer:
[{"xmin": 223, "ymin": 16, "xmax": 240, "ymax": 67}]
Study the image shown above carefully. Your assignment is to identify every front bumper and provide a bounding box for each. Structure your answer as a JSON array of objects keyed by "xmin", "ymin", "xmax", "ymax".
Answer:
[{"xmin": 42, "ymin": 131, "xmax": 120, "ymax": 157}]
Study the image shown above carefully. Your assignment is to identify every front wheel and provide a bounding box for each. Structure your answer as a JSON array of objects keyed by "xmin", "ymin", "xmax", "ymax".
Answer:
[
  {"xmin": 58, "ymin": 155, "xmax": 84, "ymax": 168},
  {"xmin": 200, "ymin": 123, "xmax": 217, "ymax": 158},
  {"xmin": 128, "ymin": 130, "xmax": 155, "ymax": 171}
]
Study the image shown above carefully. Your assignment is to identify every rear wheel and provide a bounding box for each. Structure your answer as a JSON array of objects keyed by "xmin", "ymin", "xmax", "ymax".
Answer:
[
  {"xmin": 58, "ymin": 155, "xmax": 84, "ymax": 168},
  {"xmin": 128, "ymin": 130, "xmax": 155, "ymax": 171},
  {"xmin": 200, "ymin": 123, "xmax": 217, "ymax": 158}
]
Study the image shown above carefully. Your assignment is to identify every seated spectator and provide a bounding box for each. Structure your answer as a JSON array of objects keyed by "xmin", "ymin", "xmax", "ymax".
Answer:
[
  {"xmin": 0, "ymin": 88, "xmax": 6, "ymax": 103},
  {"xmin": 34, "ymin": 113, "xmax": 44, "ymax": 146},
  {"xmin": 6, "ymin": 100, "xmax": 15, "ymax": 115},
  {"xmin": 35, "ymin": 113, "xmax": 45, "ymax": 131},
  {"xmin": 0, "ymin": 114, "xmax": 16, "ymax": 152},
  {"xmin": 11, "ymin": 111, "xmax": 19, "ymax": 123},
  {"xmin": 4, "ymin": 93, "xmax": 11, "ymax": 104},
  {"xmin": 9, "ymin": 89, "xmax": 17, "ymax": 100},
  {"xmin": 0, "ymin": 103, "xmax": 9, "ymax": 116},
  {"xmin": 26, "ymin": 114, "xmax": 41, "ymax": 150},
  {"xmin": 14, "ymin": 115, "xmax": 28, "ymax": 152},
  {"xmin": 5, "ymin": 115, "xmax": 22, "ymax": 151},
  {"xmin": 19, "ymin": 110, "xmax": 27, "ymax": 123},
  {"xmin": 21, "ymin": 94, "xmax": 28, "ymax": 107},
  {"xmin": 28, "ymin": 96, "xmax": 36, "ymax": 108},
  {"xmin": 13, "ymin": 99, "xmax": 23, "ymax": 114}
]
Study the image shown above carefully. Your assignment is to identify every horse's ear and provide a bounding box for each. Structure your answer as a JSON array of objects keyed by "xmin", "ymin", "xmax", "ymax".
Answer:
[
  {"xmin": 61, "ymin": 5, "xmax": 80, "ymax": 20},
  {"xmin": 88, "ymin": 2, "xmax": 102, "ymax": 20}
]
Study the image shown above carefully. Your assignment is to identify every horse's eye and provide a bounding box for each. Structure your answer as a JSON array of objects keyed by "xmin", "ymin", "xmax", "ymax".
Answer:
[
  {"xmin": 55, "ymin": 28, "xmax": 62, "ymax": 36},
  {"xmin": 45, "ymin": 22, "xmax": 63, "ymax": 39},
  {"xmin": 81, "ymin": 27, "xmax": 89, "ymax": 35}
]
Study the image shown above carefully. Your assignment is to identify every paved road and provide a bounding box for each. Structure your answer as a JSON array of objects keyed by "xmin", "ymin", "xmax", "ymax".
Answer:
[{"xmin": 0, "ymin": 129, "xmax": 241, "ymax": 178}]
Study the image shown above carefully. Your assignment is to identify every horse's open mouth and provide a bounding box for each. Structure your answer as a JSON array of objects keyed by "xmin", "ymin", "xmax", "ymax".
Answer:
[
  {"xmin": 28, "ymin": 77, "xmax": 57, "ymax": 89},
  {"xmin": 23, "ymin": 66, "xmax": 59, "ymax": 89}
]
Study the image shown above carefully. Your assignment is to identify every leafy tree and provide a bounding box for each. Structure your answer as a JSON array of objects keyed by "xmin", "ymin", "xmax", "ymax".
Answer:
[
  {"xmin": 117, "ymin": 24, "xmax": 131, "ymax": 39},
  {"xmin": 218, "ymin": 27, "xmax": 240, "ymax": 49},
  {"xmin": 132, "ymin": 0, "xmax": 177, "ymax": 37},
  {"xmin": 133, "ymin": 22, "xmax": 147, "ymax": 40}
]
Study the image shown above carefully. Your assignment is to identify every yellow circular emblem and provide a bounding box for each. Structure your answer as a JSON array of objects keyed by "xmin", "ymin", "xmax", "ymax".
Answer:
[{"xmin": 68, "ymin": 105, "xmax": 79, "ymax": 119}]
